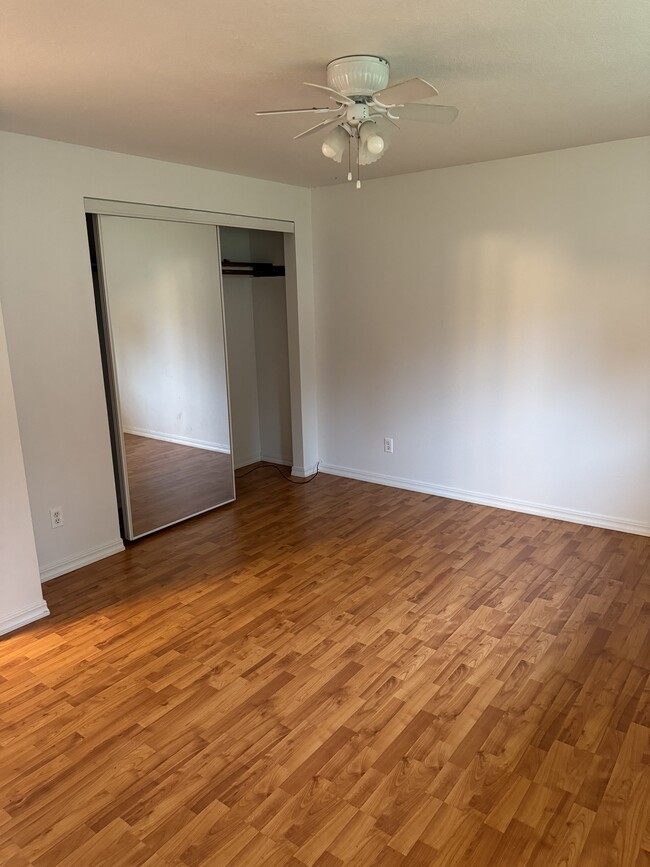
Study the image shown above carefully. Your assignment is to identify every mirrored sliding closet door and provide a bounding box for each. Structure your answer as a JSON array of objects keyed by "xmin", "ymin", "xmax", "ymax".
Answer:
[{"xmin": 94, "ymin": 215, "xmax": 234, "ymax": 540}]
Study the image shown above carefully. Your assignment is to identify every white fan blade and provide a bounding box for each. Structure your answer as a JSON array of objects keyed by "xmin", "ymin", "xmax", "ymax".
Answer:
[
  {"xmin": 257, "ymin": 107, "xmax": 341, "ymax": 116},
  {"xmin": 396, "ymin": 103, "xmax": 459, "ymax": 123},
  {"xmin": 304, "ymin": 82, "xmax": 354, "ymax": 105},
  {"xmin": 294, "ymin": 115, "xmax": 344, "ymax": 140},
  {"xmin": 370, "ymin": 113, "xmax": 400, "ymax": 129},
  {"xmin": 374, "ymin": 77, "xmax": 439, "ymax": 106}
]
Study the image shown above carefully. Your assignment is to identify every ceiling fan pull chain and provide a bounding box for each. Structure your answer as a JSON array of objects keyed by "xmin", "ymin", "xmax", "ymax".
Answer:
[
  {"xmin": 356, "ymin": 134, "xmax": 361, "ymax": 189},
  {"xmin": 347, "ymin": 135, "xmax": 352, "ymax": 181}
]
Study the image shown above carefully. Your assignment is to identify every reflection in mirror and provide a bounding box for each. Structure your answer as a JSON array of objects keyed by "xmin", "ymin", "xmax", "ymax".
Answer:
[{"xmin": 95, "ymin": 216, "xmax": 234, "ymax": 539}]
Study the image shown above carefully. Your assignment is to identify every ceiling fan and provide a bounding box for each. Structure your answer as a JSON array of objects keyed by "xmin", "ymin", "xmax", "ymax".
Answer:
[{"xmin": 256, "ymin": 55, "xmax": 459, "ymax": 187}]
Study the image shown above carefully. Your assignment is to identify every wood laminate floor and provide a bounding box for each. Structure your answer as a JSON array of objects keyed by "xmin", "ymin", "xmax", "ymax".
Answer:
[
  {"xmin": 1, "ymin": 471, "xmax": 649, "ymax": 866},
  {"xmin": 123, "ymin": 434, "xmax": 234, "ymax": 537}
]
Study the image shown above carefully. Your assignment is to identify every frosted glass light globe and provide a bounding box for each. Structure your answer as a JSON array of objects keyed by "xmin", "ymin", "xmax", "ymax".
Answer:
[
  {"xmin": 366, "ymin": 134, "xmax": 385, "ymax": 155},
  {"xmin": 321, "ymin": 126, "xmax": 348, "ymax": 162}
]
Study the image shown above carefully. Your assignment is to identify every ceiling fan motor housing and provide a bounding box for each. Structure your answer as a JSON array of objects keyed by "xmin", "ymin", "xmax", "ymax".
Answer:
[
  {"xmin": 347, "ymin": 103, "xmax": 371, "ymax": 126},
  {"xmin": 327, "ymin": 55, "xmax": 390, "ymax": 99}
]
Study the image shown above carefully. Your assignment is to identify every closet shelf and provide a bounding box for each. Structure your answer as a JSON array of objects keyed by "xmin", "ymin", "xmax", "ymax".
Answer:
[{"xmin": 221, "ymin": 259, "xmax": 285, "ymax": 278}]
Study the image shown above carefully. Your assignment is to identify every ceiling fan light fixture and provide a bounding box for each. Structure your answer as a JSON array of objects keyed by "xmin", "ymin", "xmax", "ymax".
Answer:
[
  {"xmin": 321, "ymin": 125, "xmax": 349, "ymax": 162},
  {"xmin": 366, "ymin": 133, "xmax": 384, "ymax": 155},
  {"xmin": 358, "ymin": 120, "xmax": 391, "ymax": 165}
]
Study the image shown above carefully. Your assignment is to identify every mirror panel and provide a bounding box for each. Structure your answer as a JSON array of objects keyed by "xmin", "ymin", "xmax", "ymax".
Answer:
[{"xmin": 96, "ymin": 215, "xmax": 234, "ymax": 539}]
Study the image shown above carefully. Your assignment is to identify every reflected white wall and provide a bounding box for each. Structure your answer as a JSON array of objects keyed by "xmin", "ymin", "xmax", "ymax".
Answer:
[{"xmin": 100, "ymin": 217, "xmax": 230, "ymax": 452}]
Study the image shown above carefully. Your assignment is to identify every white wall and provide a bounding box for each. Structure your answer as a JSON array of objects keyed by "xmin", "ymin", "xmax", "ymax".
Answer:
[
  {"xmin": 223, "ymin": 276, "xmax": 262, "ymax": 468},
  {"xmin": 253, "ymin": 278, "xmax": 293, "ymax": 465},
  {"xmin": 221, "ymin": 229, "xmax": 263, "ymax": 467},
  {"xmin": 0, "ymin": 131, "xmax": 316, "ymax": 582},
  {"xmin": 0, "ymin": 297, "xmax": 49, "ymax": 635},
  {"xmin": 250, "ymin": 231, "xmax": 285, "ymax": 268},
  {"xmin": 312, "ymin": 138, "xmax": 650, "ymax": 534},
  {"xmin": 223, "ymin": 278, "xmax": 293, "ymax": 469},
  {"xmin": 100, "ymin": 217, "xmax": 230, "ymax": 451},
  {"xmin": 220, "ymin": 225, "xmax": 252, "ymax": 263}
]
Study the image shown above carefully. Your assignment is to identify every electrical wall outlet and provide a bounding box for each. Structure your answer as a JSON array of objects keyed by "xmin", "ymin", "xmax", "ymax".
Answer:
[
  {"xmin": 384, "ymin": 437, "xmax": 394, "ymax": 454},
  {"xmin": 50, "ymin": 507, "xmax": 64, "ymax": 528}
]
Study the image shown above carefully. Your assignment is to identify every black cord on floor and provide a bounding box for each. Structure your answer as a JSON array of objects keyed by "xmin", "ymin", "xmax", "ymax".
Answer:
[{"xmin": 235, "ymin": 461, "xmax": 320, "ymax": 485}]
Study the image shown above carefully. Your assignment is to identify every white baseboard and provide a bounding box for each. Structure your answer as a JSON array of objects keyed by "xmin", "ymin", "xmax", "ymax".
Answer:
[
  {"xmin": 40, "ymin": 539, "xmax": 125, "ymax": 583},
  {"xmin": 234, "ymin": 451, "xmax": 261, "ymax": 470},
  {"xmin": 319, "ymin": 463, "xmax": 650, "ymax": 537},
  {"xmin": 292, "ymin": 462, "xmax": 320, "ymax": 478},
  {"xmin": 0, "ymin": 600, "xmax": 50, "ymax": 637},
  {"xmin": 261, "ymin": 454, "xmax": 292, "ymax": 467},
  {"xmin": 235, "ymin": 453, "xmax": 293, "ymax": 471},
  {"xmin": 124, "ymin": 427, "xmax": 230, "ymax": 454}
]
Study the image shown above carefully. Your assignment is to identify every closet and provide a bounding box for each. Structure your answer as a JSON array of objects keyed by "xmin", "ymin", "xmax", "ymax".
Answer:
[
  {"xmin": 86, "ymin": 199, "xmax": 296, "ymax": 542},
  {"xmin": 220, "ymin": 227, "xmax": 293, "ymax": 473}
]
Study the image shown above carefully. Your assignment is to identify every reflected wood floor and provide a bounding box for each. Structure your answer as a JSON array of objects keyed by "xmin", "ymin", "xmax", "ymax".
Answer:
[
  {"xmin": 1, "ymin": 472, "xmax": 649, "ymax": 866},
  {"xmin": 124, "ymin": 434, "xmax": 234, "ymax": 537}
]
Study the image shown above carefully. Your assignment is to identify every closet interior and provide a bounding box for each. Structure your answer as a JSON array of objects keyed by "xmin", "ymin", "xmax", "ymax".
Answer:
[{"xmin": 220, "ymin": 227, "xmax": 293, "ymax": 474}]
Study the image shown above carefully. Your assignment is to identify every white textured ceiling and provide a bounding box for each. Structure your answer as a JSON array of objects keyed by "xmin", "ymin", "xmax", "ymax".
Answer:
[{"xmin": 1, "ymin": 0, "xmax": 648, "ymax": 187}]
